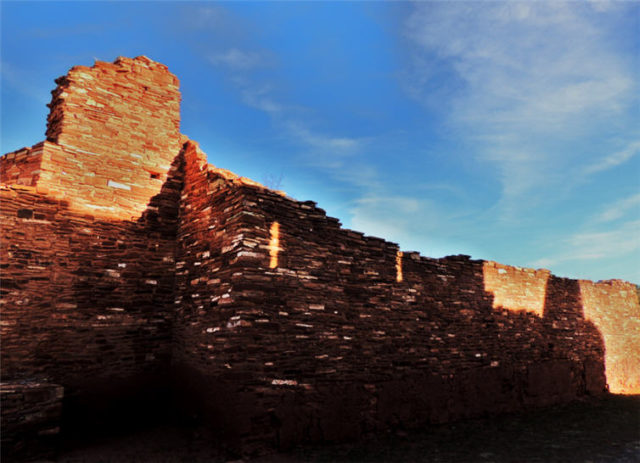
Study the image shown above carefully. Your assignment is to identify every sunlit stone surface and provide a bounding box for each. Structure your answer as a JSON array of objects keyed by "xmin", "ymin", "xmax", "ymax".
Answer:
[{"xmin": 1, "ymin": 56, "xmax": 638, "ymax": 459}]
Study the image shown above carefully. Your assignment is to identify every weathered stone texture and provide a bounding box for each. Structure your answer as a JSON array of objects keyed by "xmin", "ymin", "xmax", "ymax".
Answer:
[
  {"xmin": 0, "ymin": 182, "xmax": 179, "ymax": 384},
  {"xmin": 0, "ymin": 143, "xmax": 45, "ymax": 187},
  {"xmin": 484, "ymin": 262, "xmax": 640, "ymax": 394},
  {"xmin": 483, "ymin": 261, "xmax": 551, "ymax": 316},
  {"xmin": 580, "ymin": 279, "xmax": 640, "ymax": 393},
  {"xmin": 0, "ymin": 382, "xmax": 63, "ymax": 461},
  {"xmin": 1, "ymin": 56, "xmax": 638, "ymax": 458},
  {"xmin": 1, "ymin": 56, "xmax": 182, "ymax": 220},
  {"xmin": 171, "ymin": 170, "xmax": 609, "ymax": 454}
]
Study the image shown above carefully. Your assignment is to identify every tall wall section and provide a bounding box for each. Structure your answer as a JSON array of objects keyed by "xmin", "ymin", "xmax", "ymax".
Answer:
[
  {"xmin": 0, "ymin": 57, "xmax": 185, "ymax": 450},
  {"xmin": 1, "ymin": 56, "xmax": 182, "ymax": 220}
]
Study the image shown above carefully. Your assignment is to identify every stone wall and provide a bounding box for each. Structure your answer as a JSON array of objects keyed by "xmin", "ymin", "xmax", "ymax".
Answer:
[
  {"xmin": 1, "ymin": 56, "xmax": 182, "ymax": 220},
  {"xmin": 171, "ymin": 144, "xmax": 610, "ymax": 455},
  {"xmin": 483, "ymin": 263, "xmax": 640, "ymax": 394},
  {"xmin": 1, "ymin": 55, "xmax": 184, "ymax": 396},
  {"xmin": 0, "ymin": 176, "xmax": 181, "ymax": 401},
  {"xmin": 1, "ymin": 56, "xmax": 638, "ymax": 459},
  {"xmin": 1, "ymin": 382, "xmax": 64, "ymax": 461},
  {"xmin": 580, "ymin": 279, "xmax": 640, "ymax": 393},
  {"xmin": 0, "ymin": 143, "xmax": 45, "ymax": 187},
  {"xmin": 483, "ymin": 261, "xmax": 551, "ymax": 317}
]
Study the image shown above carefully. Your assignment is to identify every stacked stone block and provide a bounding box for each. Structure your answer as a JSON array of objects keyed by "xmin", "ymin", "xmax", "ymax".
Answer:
[
  {"xmin": 0, "ymin": 382, "xmax": 63, "ymax": 461},
  {"xmin": 1, "ymin": 56, "xmax": 183, "ymax": 220},
  {"xmin": 171, "ymin": 171, "xmax": 610, "ymax": 454},
  {"xmin": 0, "ymin": 143, "xmax": 46, "ymax": 187},
  {"xmin": 580, "ymin": 279, "xmax": 640, "ymax": 393},
  {"xmin": 484, "ymin": 262, "xmax": 640, "ymax": 394},
  {"xmin": 0, "ymin": 182, "xmax": 180, "ymax": 384},
  {"xmin": 1, "ymin": 56, "xmax": 638, "ymax": 458}
]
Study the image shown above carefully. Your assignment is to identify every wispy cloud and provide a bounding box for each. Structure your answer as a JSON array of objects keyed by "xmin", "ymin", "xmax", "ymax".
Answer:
[
  {"xmin": 594, "ymin": 192, "xmax": 640, "ymax": 223},
  {"xmin": 583, "ymin": 140, "xmax": 640, "ymax": 175},
  {"xmin": 208, "ymin": 48, "xmax": 268, "ymax": 71},
  {"xmin": 284, "ymin": 120, "xmax": 362, "ymax": 153},
  {"xmin": 188, "ymin": 5, "xmax": 234, "ymax": 32},
  {"xmin": 403, "ymin": 2, "xmax": 637, "ymax": 219},
  {"xmin": 350, "ymin": 195, "xmax": 423, "ymax": 240},
  {"xmin": 531, "ymin": 219, "xmax": 640, "ymax": 269},
  {"xmin": 348, "ymin": 193, "xmax": 475, "ymax": 258},
  {"xmin": 531, "ymin": 191, "xmax": 640, "ymax": 281},
  {"xmin": 239, "ymin": 81, "xmax": 364, "ymax": 155},
  {"xmin": 205, "ymin": 48, "xmax": 363, "ymax": 156},
  {"xmin": 240, "ymin": 83, "xmax": 283, "ymax": 114},
  {"xmin": 183, "ymin": 2, "xmax": 367, "ymax": 159}
]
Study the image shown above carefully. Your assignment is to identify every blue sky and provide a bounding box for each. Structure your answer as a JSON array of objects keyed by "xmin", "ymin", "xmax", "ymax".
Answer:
[{"xmin": 2, "ymin": 1, "xmax": 639, "ymax": 283}]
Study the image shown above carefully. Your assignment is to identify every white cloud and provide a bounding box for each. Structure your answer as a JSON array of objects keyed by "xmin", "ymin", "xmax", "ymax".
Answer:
[
  {"xmin": 569, "ymin": 222, "xmax": 640, "ymax": 256},
  {"xmin": 188, "ymin": 6, "xmax": 231, "ymax": 31},
  {"xmin": 583, "ymin": 140, "xmax": 640, "ymax": 175},
  {"xmin": 240, "ymin": 84, "xmax": 283, "ymax": 114},
  {"xmin": 531, "ymin": 219, "xmax": 640, "ymax": 271},
  {"xmin": 350, "ymin": 195, "xmax": 431, "ymax": 241},
  {"xmin": 595, "ymin": 192, "xmax": 640, "ymax": 223},
  {"xmin": 587, "ymin": 0, "xmax": 615, "ymax": 13},
  {"xmin": 208, "ymin": 48, "xmax": 266, "ymax": 70},
  {"xmin": 214, "ymin": 58, "xmax": 363, "ymax": 156},
  {"xmin": 403, "ymin": 2, "xmax": 637, "ymax": 218},
  {"xmin": 239, "ymin": 84, "xmax": 363, "ymax": 155},
  {"xmin": 284, "ymin": 120, "xmax": 362, "ymax": 153},
  {"xmin": 347, "ymin": 193, "xmax": 474, "ymax": 258},
  {"xmin": 201, "ymin": 32, "xmax": 362, "ymax": 157}
]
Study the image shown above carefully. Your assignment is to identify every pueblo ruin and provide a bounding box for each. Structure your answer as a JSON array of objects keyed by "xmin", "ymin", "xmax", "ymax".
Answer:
[{"xmin": 1, "ymin": 56, "xmax": 639, "ymax": 459}]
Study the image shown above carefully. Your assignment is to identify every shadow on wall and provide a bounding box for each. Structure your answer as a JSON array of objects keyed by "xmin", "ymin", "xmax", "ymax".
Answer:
[
  {"xmin": 540, "ymin": 276, "xmax": 607, "ymax": 398},
  {"xmin": 0, "ymin": 149, "xmax": 185, "ymax": 454},
  {"xmin": 486, "ymin": 273, "xmax": 607, "ymax": 399},
  {"xmin": 484, "ymin": 262, "xmax": 637, "ymax": 394},
  {"xmin": 579, "ymin": 279, "xmax": 640, "ymax": 394},
  {"xmin": 166, "ymin": 183, "xmax": 611, "ymax": 457},
  {"xmin": 0, "ymin": 144, "xmax": 626, "ymax": 460}
]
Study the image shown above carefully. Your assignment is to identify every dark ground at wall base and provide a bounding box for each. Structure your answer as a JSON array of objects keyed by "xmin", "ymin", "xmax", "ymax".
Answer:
[{"xmin": 48, "ymin": 394, "xmax": 639, "ymax": 463}]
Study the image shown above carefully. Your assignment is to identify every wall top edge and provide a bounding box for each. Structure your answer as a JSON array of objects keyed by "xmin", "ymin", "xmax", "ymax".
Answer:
[{"xmin": 59, "ymin": 55, "xmax": 179, "ymax": 88}]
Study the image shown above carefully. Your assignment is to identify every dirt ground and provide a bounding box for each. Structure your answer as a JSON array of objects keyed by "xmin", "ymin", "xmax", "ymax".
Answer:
[{"xmin": 51, "ymin": 394, "xmax": 639, "ymax": 463}]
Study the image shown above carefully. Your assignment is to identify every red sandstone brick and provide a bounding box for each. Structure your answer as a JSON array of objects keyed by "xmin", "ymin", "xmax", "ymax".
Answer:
[{"xmin": 1, "ymin": 56, "xmax": 638, "ymax": 458}]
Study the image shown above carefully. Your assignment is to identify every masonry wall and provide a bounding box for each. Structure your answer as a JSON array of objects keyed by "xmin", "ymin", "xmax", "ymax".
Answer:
[
  {"xmin": 172, "ymin": 142, "xmax": 276, "ymax": 453},
  {"xmin": 1, "ymin": 56, "xmax": 183, "ymax": 220},
  {"xmin": 172, "ymin": 147, "xmax": 610, "ymax": 455},
  {"xmin": 0, "ymin": 143, "xmax": 45, "ymax": 187},
  {"xmin": 483, "ymin": 263, "xmax": 640, "ymax": 394},
  {"xmin": 1, "ymin": 382, "xmax": 64, "ymax": 461},
  {"xmin": 0, "ymin": 178, "xmax": 181, "ymax": 399},
  {"xmin": 0, "ymin": 57, "xmax": 184, "ymax": 407},
  {"xmin": 579, "ymin": 280, "xmax": 640, "ymax": 393},
  {"xmin": 0, "ymin": 56, "xmax": 186, "ymax": 458},
  {"xmin": 2, "ymin": 56, "xmax": 638, "ymax": 459}
]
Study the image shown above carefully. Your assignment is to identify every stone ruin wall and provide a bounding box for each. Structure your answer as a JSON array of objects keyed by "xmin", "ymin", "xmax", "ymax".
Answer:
[
  {"xmin": 1, "ymin": 56, "xmax": 639, "ymax": 458},
  {"xmin": 572, "ymin": 279, "xmax": 639, "ymax": 393},
  {"xmin": 0, "ymin": 142, "xmax": 46, "ymax": 188},
  {"xmin": 483, "ymin": 263, "xmax": 640, "ymax": 394},
  {"xmin": 171, "ymin": 143, "xmax": 619, "ymax": 452},
  {"xmin": 1, "ymin": 56, "xmax": 182, "ymax": 220},
  {"xmin": 0, "ymin": 57, "xmax": 185, "ymax": 459},
  {"xmin": 1, "ymin": 57, "xmax": 184, "ymax": 385}
]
